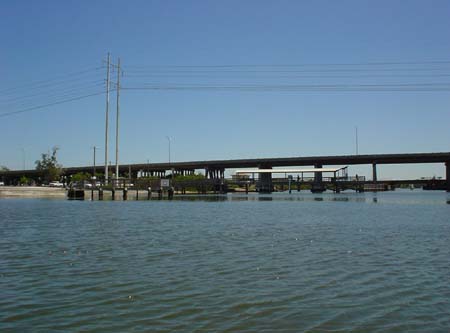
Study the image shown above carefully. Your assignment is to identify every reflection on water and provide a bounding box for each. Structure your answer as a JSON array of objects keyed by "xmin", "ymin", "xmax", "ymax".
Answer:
[{"xmin": 169, "ymin": 190, "xmax": 447, "ymax": 205}]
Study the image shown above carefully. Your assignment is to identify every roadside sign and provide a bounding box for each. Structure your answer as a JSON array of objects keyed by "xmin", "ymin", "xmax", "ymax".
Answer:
[{"xmin": 160, "ymin": 179, "xmax": 170, "ymax": 188}]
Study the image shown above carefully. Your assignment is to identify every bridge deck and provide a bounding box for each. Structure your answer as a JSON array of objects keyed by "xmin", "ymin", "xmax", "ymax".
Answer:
[{"xmin": 2, "ymin": 152, "xmax": 450, "ymax": 177}]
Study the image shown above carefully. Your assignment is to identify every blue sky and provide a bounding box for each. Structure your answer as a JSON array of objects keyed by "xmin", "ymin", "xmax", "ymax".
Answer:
[{"xmin": 1, "ymin": 0, "xmax": 450, "ymax": 179}]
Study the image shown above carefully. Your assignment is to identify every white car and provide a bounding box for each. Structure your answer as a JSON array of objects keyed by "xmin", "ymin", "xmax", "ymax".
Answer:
[
  {"xmin": 0, "ymin": 181, "xmax": 4, "ymax": 186},
  {"xmin": 49, "ymin": 181, "xmax": 64, "ymax": 188}
]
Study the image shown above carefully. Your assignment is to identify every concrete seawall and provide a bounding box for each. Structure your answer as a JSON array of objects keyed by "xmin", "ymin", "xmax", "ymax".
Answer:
[{"xmin": 0, "ymin": 186, "xmax": 66, "ymax": 198}]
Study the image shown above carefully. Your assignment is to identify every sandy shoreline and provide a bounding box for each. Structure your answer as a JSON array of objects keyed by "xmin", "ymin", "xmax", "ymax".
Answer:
[{"xmin": 0, "ymin": 186, "xmax": 67, "ymax": 198}]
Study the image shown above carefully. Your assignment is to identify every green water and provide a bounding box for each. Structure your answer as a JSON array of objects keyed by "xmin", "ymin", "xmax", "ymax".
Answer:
[{"xmin": 1, "ymin": 191, "xmax": 450, "ymax": 332}]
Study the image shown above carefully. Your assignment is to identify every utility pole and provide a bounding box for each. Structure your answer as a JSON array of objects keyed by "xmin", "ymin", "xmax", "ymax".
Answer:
[
  {"xmin": 104, "ymin": 53, "xmax": 111, "ymax": 185},
  {"xmin": 355, "ymin": 126, "xmax": 359, "ymax": 155},
  {"xmin": 115, "ymin": 57, "xmax": 121, "ymax": 181}
]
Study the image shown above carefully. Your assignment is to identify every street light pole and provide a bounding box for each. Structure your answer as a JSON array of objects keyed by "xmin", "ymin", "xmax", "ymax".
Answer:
[
  {"xmin": 166, "ymin": 136, "xmax": 171, "ymax": 164},
  {"xmin": 92, "ymin": 146, "xmax": 99, "ymax": 177},
  {"xmin": 21, "ymin": 148, "xmax": 25, "ymax": 170},
  {"xmin": 166, "ymin": 136, "xmax": 174, "ymax": 179}
]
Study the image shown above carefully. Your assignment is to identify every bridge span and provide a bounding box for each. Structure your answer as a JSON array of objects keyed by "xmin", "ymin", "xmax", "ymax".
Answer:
[{"xmin": 1, "ymin": 152, "xmax": 450, "ymax": 192}]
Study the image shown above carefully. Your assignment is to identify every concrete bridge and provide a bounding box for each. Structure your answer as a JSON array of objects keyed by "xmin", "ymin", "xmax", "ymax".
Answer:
[{"xmin": 1, "ymin": 152, "xmax": 450, "ymax": 192}]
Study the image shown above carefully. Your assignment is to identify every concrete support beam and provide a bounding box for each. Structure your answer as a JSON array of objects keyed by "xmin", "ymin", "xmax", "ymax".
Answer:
[
  {"xmin": 314, "ymin": 164, "xmax": 323, "ymax": 183},
  {"xmin": 446, "ymin": 161, "xmax": 450, "ymax": 192},
  {"xmin": 259, "ymin": 166, "xmax": 272, "ymax": 193},
  {"xmin": 312, "ymin": 163, "xmax": 325, "ymax": 193},
  {"xmin": 372, "ymin": 163, "xmax": 378, "ymax": 182}
]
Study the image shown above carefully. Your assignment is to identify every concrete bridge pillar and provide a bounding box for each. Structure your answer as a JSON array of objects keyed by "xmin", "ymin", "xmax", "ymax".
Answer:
[
  {"xmin": 372, "ymin": 163, "xmax": 378, "ymax": 182},
  {"xmin": 312, "ymin": 163, "xmax": 325, "ymax": 193},
  {"xmin": 314, "ymin": 164, "xmax": 323, "ymax": 183},
  {"xmin": 204, "ymin": 168, "xmax": 224, "ymax": 179},
  {"xmin": 259, "ymin": 167, "xmax": 272, "ymax": 193},
  {"xmin": 446, "ymin": 161, "xmax": 450, "ymax": 192}
]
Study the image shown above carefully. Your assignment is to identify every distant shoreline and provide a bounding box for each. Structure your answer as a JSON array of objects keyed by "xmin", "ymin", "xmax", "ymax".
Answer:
[{"xmin": 0, "ymin": 186, "xmax": 66, "ymax": 198}]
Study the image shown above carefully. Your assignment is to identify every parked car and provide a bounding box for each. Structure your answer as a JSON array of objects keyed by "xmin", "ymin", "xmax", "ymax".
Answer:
[
  {"xmin": 70, "ymin": 181, "xmax": 101, "ymax": 189},
  {"xmin": 0, "ymin": 181, "xmax": 4, "ymax": 186},
  {"xmin": 49, "ymin": 181, "xmax": 64, "ymax": 188}
]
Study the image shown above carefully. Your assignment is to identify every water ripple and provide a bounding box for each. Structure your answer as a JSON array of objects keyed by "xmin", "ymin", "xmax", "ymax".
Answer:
[{"xmin": 1, "ymin": 192, "xmax": 450, "ymax": 332}]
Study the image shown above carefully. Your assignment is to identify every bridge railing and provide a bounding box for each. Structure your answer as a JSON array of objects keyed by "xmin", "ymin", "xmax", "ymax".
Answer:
[
  {"xmin": 70, "ymin": 175, "xmax": 368, "ymax": 191},
  {"xmin": 246, "ymin": 176, "xmax": 366, "ymax": 183},
  {"xmin": 346, "ymin": 176, "xmax": 366, "ymax": 182}
]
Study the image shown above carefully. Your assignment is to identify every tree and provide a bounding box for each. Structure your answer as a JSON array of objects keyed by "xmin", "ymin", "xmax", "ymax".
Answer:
[
  {"xmin": 71, "ymin": 172, "xmax": 91, "ymax": 182},
  {"xmin": 173, "ymin": 173, "xmax": 206, "ymax": 181},
  {"xmin": 20, "ymin": 176, "xmax": 29, "ymax": 185},
  {"xmin": 0, "ymin": 166, "xmax": 9, "ymax": 171},
  {"xmin": 35, "ymin": 146, "xmax": 62, "ymax": 183}
]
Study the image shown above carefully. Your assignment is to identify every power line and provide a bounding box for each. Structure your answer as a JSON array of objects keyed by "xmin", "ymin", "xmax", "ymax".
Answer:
[
  {"xmin": 123, "ymin": 60, "xmax": 450, "ymax": 69},
  {"xmin": 0, "ymin": 91, "xmax": 105, "ymax": 118},
  {"xmin": 125, "ymin": 68, "xmax": 450, "ymax": 74},
  {"xmin": 121, "ymin": 83, "xmax": 450, "ymax": 92},
  {"xmin": 0, "ymin": 66, "xmax": 104, "ymax": 94},
  {"xmin": 124, "ymin": 73, "xmax": 450, "ymax": 79},
  {"xmin": 0, "ymin": 76, "xmax": 105, "ymax": 99},
  {"xmin": 0, "ymin": 85, "xmax": 106, "ymax": 112},
  {"xmin": 0, "ymin": 80, "xmax": 104, "ymax": 105},
  {"xmin": 2, "ymin": 59, "xmax": 449, "ymax": 119}
]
